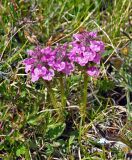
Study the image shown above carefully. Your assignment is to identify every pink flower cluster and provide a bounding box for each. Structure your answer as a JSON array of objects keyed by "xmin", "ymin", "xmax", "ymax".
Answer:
[
  {"xmin": 23, "ymin": 31, "xmax": 104, "ymax": 82},
  {"xmin": 69, "ymin": 31, "xmax": 104, "ymax": 77}
]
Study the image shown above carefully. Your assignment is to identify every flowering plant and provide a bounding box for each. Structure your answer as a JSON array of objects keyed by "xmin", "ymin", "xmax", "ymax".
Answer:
[{"xmin": 23, "ymin": 30, "xmax": 105, "ymax": 121}]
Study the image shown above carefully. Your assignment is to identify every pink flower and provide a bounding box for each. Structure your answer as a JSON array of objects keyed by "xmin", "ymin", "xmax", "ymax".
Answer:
[
  {"xmin": 23, "ymin": 46, "xmax": 55, "ymax": 82},
  {"xmin": 93, "ymin": 53, "xmax": 101, "ymax": 64},
  {"xmin": 87, "ymin": 67, "xmax": 100, "ymax": 77},
  {"xmin": 52, "ymin": 61, "xmax": 66, "ymax": 71},
  {"xmin": 62, "ymin": 62, "xmax": 74, "ymax": 75},
  {"xmin": 50, "ymin": 43, "xmax": 75, "ymax": 75},
  {"xmin": 31, "ymin": 67, "xmax": 43, "ymax": 82},
  {"xmin": 90, "ymin": 40, "xmax": 105, "ymax": 53},
  {"xmin": 23, "ymin": 58, "xmax": 36, "ymax": 73},
  {"xmin": 31, "ymin": 66, "xmax": 54, "ymax": 82},
  {"xmin": 88, "ymin": 31, "xmax": 97, "ymax": 38},
  {"xmin": 42, "ymin": 69, "xmax": 55, "ymax": 81}
]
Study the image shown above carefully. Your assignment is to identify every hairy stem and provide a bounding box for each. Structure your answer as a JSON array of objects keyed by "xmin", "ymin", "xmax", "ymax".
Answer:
[
  {"xmin": 80, "ymin": 71, "xmax": 88, "ymax": 123},
  {"xmin": 46, "ymin": 82, "xmax": 58, "ymax": 109},
  {"xmin": 59, "ymin": 76, "xmax": 66, "ymax": 109},
  {"xmin": 46, "ymin": 81, "xmax": 64, "ymax": 121}
]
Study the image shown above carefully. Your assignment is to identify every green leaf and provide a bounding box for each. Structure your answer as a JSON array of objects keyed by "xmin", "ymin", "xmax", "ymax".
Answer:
[
  {"xmin": 98, "ymin": 78, "xmax": 115, "ymax": 92},
  {"xmin": 45, "ymin": 143, "xmax": 54, "ymax": 156},
  {"xmin": 69, "ymin": 135, "xmax": 75, "ymax": 146},
  {"xmin": 102, "ymin": 50, "xmax": 113, "ymax": 57},
  {"xmin": 16, "ymin": 145, "xmax": 26, "ymax": 157},
  {"xmin": 46, "ymin": 122, "xmax": 66, "ymax": 140}
]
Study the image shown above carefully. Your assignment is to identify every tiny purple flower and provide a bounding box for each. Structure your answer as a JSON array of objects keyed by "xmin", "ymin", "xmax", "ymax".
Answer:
[
  {"xmin": 42, "ymin": 69, "xmax": 55, "ymax": 81},
  {"xmin": 87, "ymin": 67, "xmax": 100, "ymax": 77}
]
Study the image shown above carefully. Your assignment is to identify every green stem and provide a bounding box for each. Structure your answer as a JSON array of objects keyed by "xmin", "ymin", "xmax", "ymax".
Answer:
[
  {"xmin": 80, "ymin": 71, "xmax": 89, "ymax": 122},
  {"xmin": 59, "ymin": 76, "xmax": 66, "ymax": 109},
  {"xmin": 46, "ymin": 82, "xmax": 58, "ymax": 109},
  {"xmin": 46, "ymin": 81, "xmax": 64, "ymax": 121},
  {"xmin": 78, "ymin": 72, "xmax": 88, "ymax": 145}
]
